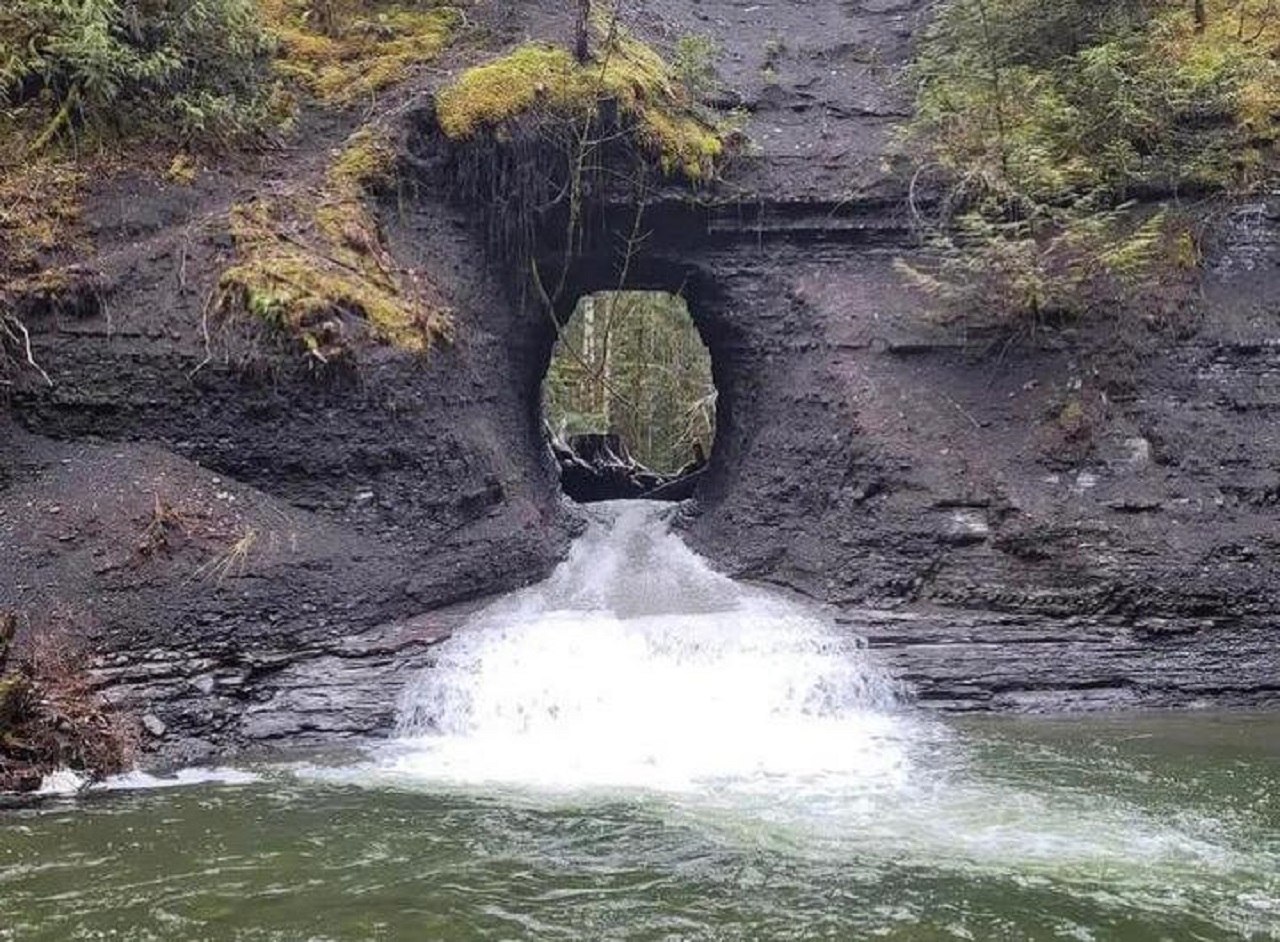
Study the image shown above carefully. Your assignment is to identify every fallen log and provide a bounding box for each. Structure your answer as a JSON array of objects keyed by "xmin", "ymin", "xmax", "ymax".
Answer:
[{"xmin": 550, "ymin": 432, "xmax": 705, "ymax": 503}]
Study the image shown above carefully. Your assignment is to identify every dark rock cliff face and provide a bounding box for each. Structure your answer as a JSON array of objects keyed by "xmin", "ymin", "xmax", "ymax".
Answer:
[{"xmin": 1, "ymin": 0, "xmax": 1277, "ymax": 768}]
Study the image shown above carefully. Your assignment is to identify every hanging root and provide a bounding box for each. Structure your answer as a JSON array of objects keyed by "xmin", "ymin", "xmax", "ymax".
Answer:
[
  {"xmin": 27, "ymin": 84, "xmax": 81, "ymax": 156},
  {"xmin": 0, "ymin": 310, "xmax": 52, "ymax": 387}
]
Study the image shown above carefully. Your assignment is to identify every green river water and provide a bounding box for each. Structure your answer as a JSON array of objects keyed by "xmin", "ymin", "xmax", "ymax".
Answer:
[{"xmin": 2, "ymin": 504, "xmax": 1277, "ymax": 941}]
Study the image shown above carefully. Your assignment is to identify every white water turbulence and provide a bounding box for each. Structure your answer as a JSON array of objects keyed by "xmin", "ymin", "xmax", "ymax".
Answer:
[
  {"xmin": 347, "ymin": 501, "xmax": 1278, "ymax": 935},
  {"xmin": 390, "ymin": 501, "xmax": 907, "ymax": 793},
  {"xmin": 37, "ymin": 766, "xmax": 262, "ymax": 796}
]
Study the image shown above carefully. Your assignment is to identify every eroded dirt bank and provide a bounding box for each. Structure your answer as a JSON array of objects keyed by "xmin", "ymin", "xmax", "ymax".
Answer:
[{"xmin": 2, "ymin": 0, "xmax": 1278, "ymax": 773}]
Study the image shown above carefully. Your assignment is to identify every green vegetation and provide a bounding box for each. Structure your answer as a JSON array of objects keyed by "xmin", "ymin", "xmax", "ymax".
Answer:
[
  {"xmin": 436, "ymin": 33, "xmax": 725, "ymax": 181},
  {"xmin": 545, "ymin": 291, "xmax": 716, "ymax": 473},
  {"xmin": 0, "ymin": 615, "xmax": 21, "ymax": 734},
  {"xmin": 433, "ymin": 19, "xmax": 735, "ymax": 350},
  {"xmin": 899, "ymin": 0, "xmax": 1280, "ymax": 330},
  {"xmin": 0, "ymin": 0, "xmax": 276, "ymax": 148},
  {"xmin": 0, "ymin": 614, "xmax": 26, "ymax": 781},
  {"xmin": 217, "ymin": 128, "xmax": 450, "ymax": 362},
  {"xmin": 0, "ymin": 0, "xmax": 459, "ymax": 147},
  {"xmin": 0, "ymin": 0, "xmax": 264, "ymax": 343},
  {"xmin": 0, "ymin": 1, "xmax": 461, "ymax": 369},
  {"xmin": 673, "ymin": 34, "xmax": 719, "ymax": 100},
  {"xmin": 0, "ymin": 0, "xmax": 272, "ymax": 309},
  {"xmin": 260, "ymin": 0, "xmax": 457, "ymax": 106},
  {"xmin": 0, "ymin": 157, "xmax": 83, "ymax": 276}
]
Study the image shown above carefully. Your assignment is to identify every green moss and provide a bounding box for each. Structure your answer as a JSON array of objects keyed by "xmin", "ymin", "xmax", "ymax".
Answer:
[
  {"xmin": 327, "ymin": 128, "xmax": 396, "ymax": 192},
  {"xmin": 1058, "ymin": 398, "xmax": 1086, "ymax": 434},
  {"xmin": 0, "ymin": 152, "xmax": 86, "ymax": 274},
  {"xmin": 436, "ymin": 44, "xmax": 576, "ymax": 137},
  {"xmin": 165, "ymin": 153, "xmax": 199, "ymax": 186},
  {"xmin": 436, "ymin": 35, "xmax": 725, "ymax": 181},
  {"xmin": 221, "ymin": 202, "xmax": 445, "ymax": 360},
  {"xmin": 260, "ymin": 0, "xmax": 458, "ymax": 105},
  {"xmin": 218, "ymin": 130, "xmax": 449, "ymax": 361}
]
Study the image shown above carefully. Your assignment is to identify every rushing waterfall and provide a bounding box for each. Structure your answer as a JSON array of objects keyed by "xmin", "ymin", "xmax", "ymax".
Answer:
[
  {"xmin": 363, "ymin": 501, "xmax": 1274, "ymax": 905},
  {"xmin": 387, "ymin": 501, "xmax": 909, "ymax": 792},
  {"xmin": 7, "ymin": 502, "xmax": 1278, "ymax": 940}
]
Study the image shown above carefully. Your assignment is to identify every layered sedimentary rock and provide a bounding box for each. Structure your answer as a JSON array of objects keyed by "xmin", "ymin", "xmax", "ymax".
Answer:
[{"xmin": 2, "ymin": 0, "xmax": 1277, "ymax": 767}]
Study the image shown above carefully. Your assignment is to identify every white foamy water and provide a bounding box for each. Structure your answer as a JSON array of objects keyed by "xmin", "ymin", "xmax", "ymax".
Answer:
[
  {"xmin": 37, "ymin": 766, "xmax": 261, "ymax": 795},
  {"xmin": 11, "ymin": 502, "xmax": 1277, "ymax": 939},
  {"xmin": 313, "ymin": 500, "xmax": 1278, "ymax": 933},
  {"xmin": 388, "ymin": 501, "xmax": 908, "ymax": 792}
]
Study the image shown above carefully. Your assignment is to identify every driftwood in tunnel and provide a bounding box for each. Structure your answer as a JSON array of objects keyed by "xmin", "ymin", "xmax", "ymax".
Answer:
[{"xmin": 551, "ymin": 432, "xmax": 705, "ymax": 503}]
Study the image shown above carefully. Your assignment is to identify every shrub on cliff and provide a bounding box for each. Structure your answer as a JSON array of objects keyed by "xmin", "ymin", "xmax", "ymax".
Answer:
[
  {"xmin": 0, "ymin": 0, "xmax": 276, "ymax": 147},
  {"xmin": 0, "ymin": 612, "xmax": 138, "ymax": 793},
  {"xmin": 900, "ymin": 0, "xmax": 1279, "ymax": 331}
]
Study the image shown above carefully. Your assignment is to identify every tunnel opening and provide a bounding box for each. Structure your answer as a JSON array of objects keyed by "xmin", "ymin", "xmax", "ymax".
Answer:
[{"xmin": 542, "ymin": 290, "xmax": 717, "ymax": 503}]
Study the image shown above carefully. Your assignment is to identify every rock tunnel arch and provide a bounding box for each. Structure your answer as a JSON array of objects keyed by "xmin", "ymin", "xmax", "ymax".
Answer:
[
  {"xmin": 520, "ymin": 255, "xmax": 743, "ymax": 507},
  {"xmin": 401, "ymin": 104, "xmax": 756, "ymax": 514}
]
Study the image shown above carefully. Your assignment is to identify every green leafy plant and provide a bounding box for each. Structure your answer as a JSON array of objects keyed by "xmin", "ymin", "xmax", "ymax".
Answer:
[
  {"xmin": 0, "ymin": 0, "xmax": 276, "ymax": 148},
  {"xmin": 896, "ymin": 208, "xmax": 1173, "ymax": 332},
  {"xmin": 545, "ymin": 291, "xmax": 716, "ymax": 473},
  {"xmin": 673, "ymin": 33, "xmax": 718, "ymax": 99},
  {"xmin": 899, "ymin": 0, "xmax": 1280, "ymax": 331}
]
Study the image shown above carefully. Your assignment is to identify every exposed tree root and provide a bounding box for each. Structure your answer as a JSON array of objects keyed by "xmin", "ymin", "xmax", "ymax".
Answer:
[{"xmin": 0, "ymin": 613, "xmax": 139, "ymax": 794}]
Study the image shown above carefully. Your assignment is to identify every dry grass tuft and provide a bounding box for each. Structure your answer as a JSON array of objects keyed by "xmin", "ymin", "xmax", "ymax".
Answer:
[{"xmin": 194, "ymin": 527, "xmax": 261, "ymax": 583}]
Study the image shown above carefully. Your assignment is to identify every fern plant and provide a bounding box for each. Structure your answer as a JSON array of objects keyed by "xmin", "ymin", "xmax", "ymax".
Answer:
[
  {"xmin": 899, "ymin": 0, "xmax": 1277, "ymax": 332},
  {"xmin": 896, "ymin": 208, "xmax": 1173, "ymax": 332},
  {"xmin": 0, "ymin": 0, "xmax": 275, "ymax": 147}
]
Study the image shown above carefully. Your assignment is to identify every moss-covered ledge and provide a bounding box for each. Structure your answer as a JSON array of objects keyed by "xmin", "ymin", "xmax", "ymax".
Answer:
[
  {"xmin": 435, "ymin": 36, "xmax": 726, "ymax": 182},
  {"xmin": 216, "ymin": 128, "xmax": 452, "ymax": 363}
]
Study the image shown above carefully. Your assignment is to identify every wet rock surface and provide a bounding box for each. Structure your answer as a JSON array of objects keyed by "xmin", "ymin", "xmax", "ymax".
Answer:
[
  {"xmin": 850, "ymin": 610, "xmax": 1280, "ymax": 713},
  {"xmin": 90, "ymin": 609, "xmax": 466, "ymax": 765},
  {"xmin": 2, "ymin": 0, "xmax": 1278, "ymax": 770}
]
